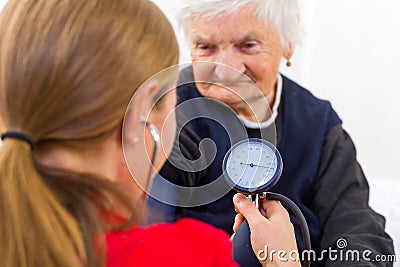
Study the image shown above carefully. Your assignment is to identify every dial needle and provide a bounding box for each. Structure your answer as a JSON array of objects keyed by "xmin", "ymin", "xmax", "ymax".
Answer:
[{"xmin": 240, "ymin": 162, "xmax": 271, "ymax": 169}]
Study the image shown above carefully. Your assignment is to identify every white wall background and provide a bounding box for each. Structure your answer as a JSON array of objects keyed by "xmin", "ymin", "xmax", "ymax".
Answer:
[{"xmin": 1, "ymin": 0, "xmax": 398, "ymax": 262}]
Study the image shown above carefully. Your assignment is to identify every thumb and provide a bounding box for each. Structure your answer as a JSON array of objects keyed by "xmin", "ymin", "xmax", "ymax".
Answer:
[{"xmin": 233, "ymin": 193, "xmax": 265, "ymax": 224}]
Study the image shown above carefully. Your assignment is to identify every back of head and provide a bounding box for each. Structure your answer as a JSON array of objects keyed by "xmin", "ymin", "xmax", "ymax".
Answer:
[
  {"xmin": 0, "ymin": 1, "xmax": 178, "ymax": 267},
  {"xmin": 175, "ymin": 0, "xmax": 303, "ymax": 49}
]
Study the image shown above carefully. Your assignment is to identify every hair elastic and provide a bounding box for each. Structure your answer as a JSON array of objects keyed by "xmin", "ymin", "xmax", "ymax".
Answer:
[{"xmin": 1, "ymin": 131, "xmax": 35, "ymax": 148}]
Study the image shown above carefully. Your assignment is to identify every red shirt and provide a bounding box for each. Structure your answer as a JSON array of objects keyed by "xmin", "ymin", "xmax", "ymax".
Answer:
[{"xmin": 106, "ymin": 218, "xmax": 239, "ymax": 267}]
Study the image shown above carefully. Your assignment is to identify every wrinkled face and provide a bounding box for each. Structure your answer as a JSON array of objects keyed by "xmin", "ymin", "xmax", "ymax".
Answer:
[{"xmin": 188, "ymin": 6, "xmax": 291, "ymax": 109}]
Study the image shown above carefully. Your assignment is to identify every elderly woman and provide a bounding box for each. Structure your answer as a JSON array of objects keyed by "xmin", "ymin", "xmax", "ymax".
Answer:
[
  {"xmin": 0, "ymin": 0, "xmax": 302, "ymax": 267},
  {"xmin": 156, "ymin": 0, "xmax": 395, "ymax": 266}
]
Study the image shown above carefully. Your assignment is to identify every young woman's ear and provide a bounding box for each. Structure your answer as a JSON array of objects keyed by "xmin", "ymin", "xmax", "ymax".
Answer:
[{"xmin": 123, "ymin": 79, "xmax": 160, "ymax": 143}]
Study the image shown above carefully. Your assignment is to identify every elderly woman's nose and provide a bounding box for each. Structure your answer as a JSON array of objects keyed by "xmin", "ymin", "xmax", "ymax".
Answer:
[{"xmin": 214, "ymin": 52, "xmax": 245, "ymax": 81}]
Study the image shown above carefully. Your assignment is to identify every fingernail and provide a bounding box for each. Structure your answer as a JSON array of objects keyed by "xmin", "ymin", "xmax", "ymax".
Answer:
[{"xmin": 233, "ymin": 193, "xmax": 244, "ymax": 203}]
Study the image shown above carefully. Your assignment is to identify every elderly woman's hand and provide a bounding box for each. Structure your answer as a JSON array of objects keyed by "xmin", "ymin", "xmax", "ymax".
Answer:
[{"xmin": 232, "ymin": 193, "xmax": 301, "ymax": 267}]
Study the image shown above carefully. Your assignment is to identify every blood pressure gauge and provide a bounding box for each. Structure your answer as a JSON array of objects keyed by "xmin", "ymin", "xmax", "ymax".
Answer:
[
  {"xmin": 223, "ymin": 138, "xmax": 282, "ymax": 194},
  {"xmin": 225, "ymin": 139, "xmax": 311, "ymax": 267}
]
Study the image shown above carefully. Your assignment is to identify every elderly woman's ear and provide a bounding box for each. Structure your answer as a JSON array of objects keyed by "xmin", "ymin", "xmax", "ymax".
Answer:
[{"xmin": 283, "ymin": 42, "xmax": 294, "ymax": 62}]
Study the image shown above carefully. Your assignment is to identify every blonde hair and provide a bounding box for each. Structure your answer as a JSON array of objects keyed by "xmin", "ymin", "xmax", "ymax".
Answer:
[{"xmin": 0, "ymin": 1, "xmax": 178, "ymax": 267}]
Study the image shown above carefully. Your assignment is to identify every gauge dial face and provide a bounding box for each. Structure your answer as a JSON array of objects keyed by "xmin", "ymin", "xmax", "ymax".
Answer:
[{"xmin": 223, "ymin": 139, "xmax": 282, "ymax": 194}]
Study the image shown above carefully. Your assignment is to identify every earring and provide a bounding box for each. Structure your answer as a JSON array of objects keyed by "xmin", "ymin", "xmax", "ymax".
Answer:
[
  {"xmin": 131, "ymin": 115, "xmax": 146, "ymax": 144},
  {"xmin": 127, "ymin": 115, "xmax": 146, "ymax": 145},
  {"xmin": 286, "ymin": 59, "xmax": 292, "ymax": 67}
]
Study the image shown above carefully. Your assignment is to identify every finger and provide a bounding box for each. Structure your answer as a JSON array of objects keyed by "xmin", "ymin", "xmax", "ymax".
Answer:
[
  {"xmin": 233, "ymin": 193, "xmax": 265, "ymax": 224},
  {"xmin": 260, "ymin": 199, "xmax": 290, "ymax": 223},
  {"xmin": 233, "ymin": 213, "xmax": 245, "ymax": 233}
]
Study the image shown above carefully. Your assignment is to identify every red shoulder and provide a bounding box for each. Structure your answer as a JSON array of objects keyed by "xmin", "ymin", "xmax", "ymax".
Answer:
[{"xmin": 106, "ymin": 218, "xmax": 238, "ymax": 267}]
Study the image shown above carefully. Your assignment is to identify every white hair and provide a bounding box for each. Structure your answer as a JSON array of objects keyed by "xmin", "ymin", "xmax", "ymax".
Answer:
[{"xmin": 174, "ymin": 0, "xmax": 303, "ymax": 49}]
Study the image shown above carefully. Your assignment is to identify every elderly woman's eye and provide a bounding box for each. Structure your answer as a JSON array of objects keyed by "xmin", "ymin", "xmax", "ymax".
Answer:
[
  {"xmin": 242, "ymin": 42, "xmax": 257, "ymax": 49},
  {"xmin": 199, "ymin": 44, "xmax": 211, "ymax": 50}
]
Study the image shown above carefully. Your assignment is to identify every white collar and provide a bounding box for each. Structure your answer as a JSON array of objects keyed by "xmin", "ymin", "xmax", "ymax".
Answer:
[{"xmin": 238, "ymin": 74, "xmax": 282, "ymax": 129}]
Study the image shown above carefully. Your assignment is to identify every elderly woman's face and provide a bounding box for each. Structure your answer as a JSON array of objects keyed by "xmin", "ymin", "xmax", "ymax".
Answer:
[{"xmin": 188, "ymin": 6, "xmax": 291, "ymax": 110}]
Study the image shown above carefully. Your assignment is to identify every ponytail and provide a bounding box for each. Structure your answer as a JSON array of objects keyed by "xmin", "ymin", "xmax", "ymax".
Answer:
[
  {"xmin": 0, "ymin": 140, "xmax": 85, "ymax": 267},
  {"xmin": 0, "ymin": 139, "xmax": 135, "ymax": 267}
]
